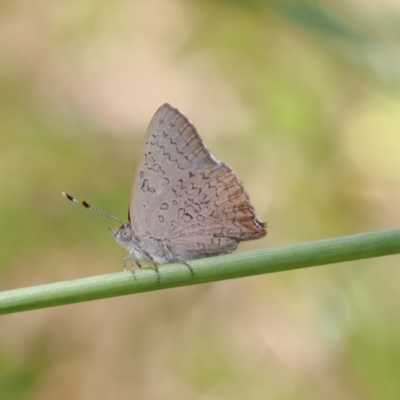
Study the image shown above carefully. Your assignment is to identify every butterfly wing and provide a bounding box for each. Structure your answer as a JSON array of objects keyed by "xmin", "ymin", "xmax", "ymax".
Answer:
[
  {"xmin": 129, "ymin": 104, "xmax": 215, "ymax": 237},
  {"xmin": 147, "ymin": 161, "xmax": 266, "ymax": 260},
  {"xmin": 130, "ymin": 103, "xmax": 265, "ymax": 260}
]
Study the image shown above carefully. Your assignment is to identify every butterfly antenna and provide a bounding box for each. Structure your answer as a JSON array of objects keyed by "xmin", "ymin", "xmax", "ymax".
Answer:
[{"xmin": 62, "ymin": 192, "xmax": 123, "ymax": 223}]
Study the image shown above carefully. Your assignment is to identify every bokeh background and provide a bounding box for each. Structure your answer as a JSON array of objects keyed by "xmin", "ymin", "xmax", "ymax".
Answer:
[{"xmin": 1, "ymin": 0, "xmax": 400, "ymax": 399}]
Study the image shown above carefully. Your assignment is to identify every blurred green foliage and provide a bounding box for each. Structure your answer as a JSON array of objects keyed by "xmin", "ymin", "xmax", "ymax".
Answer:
[{"xmin": 0, "ymin": 0, "xmax": 400, "ymax": 399}]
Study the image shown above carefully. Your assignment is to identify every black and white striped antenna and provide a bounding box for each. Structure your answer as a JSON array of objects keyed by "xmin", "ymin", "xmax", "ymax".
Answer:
[{"xmin": 62, "ymin": 192, "xmax": 122, "ymax": 224}]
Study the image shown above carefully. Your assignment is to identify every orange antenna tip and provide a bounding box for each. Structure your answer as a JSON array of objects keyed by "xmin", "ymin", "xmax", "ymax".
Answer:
[
  {"xmin": 80, "ymin": 200, "xmax": 90, "ymax": 208},
  {"xmin": 62, "ymin": 192, "xmax": 75, "ymax": 201}
]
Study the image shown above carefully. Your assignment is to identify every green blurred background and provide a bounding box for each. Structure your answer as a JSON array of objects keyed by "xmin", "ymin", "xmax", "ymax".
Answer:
[{"xmin": 1, "ymin": 0, "xmax": 400, "ymax": 399}]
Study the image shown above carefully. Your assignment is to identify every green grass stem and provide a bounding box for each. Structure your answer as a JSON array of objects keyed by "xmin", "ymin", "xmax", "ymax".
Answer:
[{"xmin": 1, "ymin": 228, "xmax": 399, "ymax": 314}]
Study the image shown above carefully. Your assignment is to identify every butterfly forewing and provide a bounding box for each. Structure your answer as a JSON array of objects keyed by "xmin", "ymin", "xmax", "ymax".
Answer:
[{"xmin": 130, "ymin": 104, "xmax": 215, "ymax": 236}]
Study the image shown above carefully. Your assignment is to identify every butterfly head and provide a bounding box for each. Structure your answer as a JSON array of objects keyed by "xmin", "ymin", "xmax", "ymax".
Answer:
[
  {"xmin": 108, "ymin": 222, "xmax": 148, "ymax": 262},
  {"xmin": 108, "ymin": 222, "xmax": 133, "ymax": 247}
]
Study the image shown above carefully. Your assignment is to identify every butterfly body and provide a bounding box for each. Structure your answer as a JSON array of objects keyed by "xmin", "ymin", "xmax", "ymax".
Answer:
[{"xmin": 110, "ymin": 223, "xmax": 175, "ymax": 265}]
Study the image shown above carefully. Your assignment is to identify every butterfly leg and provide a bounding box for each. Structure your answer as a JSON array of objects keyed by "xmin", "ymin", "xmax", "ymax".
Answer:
[
  {"xmin": 123, "ymin": 256, "xmax": 141, "ymax": 280},
  {"xmin": 162, "ymin": 242, "xmax": 195, "ymax": 276},
  {"xmin": 123, "ymin": 257, "xmax": 131, "ymax": 272},
  {"xmin": 137, "ymin": 248, "xmax": 161, "ymax": 282},
  {"xmin": 153, "ymin": 263, "xmax": 161, "ymax": 282},
  {"xmin": 176, "ymin": 255, "xmax": 195, "ymax": 276}
]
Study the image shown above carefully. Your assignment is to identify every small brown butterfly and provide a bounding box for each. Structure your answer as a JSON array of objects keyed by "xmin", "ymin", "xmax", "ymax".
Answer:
[{"xmin": 63, "ymin": 104, "xmax": 266, "ymax": 279}]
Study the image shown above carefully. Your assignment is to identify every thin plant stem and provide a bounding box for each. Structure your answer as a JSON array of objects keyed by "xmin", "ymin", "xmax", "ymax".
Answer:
[{"xmin": 0, "ymin": 228, "xmax": 399, "ymax": 315}]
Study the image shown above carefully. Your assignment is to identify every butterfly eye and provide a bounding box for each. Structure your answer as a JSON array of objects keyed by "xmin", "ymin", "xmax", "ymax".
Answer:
[{"xmin": 121, "ymin": 228, "xmax": 132, "ymax": 241}]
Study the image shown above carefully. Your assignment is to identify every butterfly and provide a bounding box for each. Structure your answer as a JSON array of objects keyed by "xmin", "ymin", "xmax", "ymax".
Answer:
[{"xmin": 63, "ymin": 104, "xmax": 266, "ymax": 280}]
